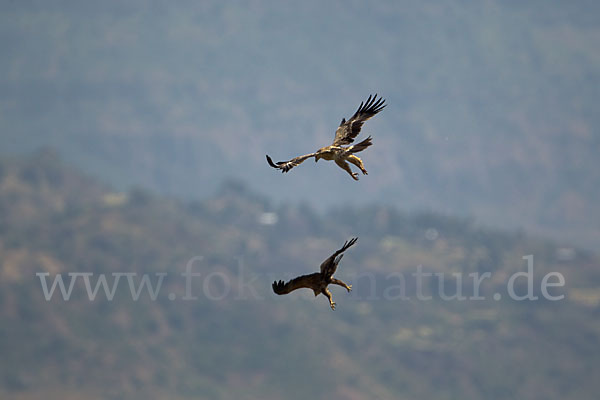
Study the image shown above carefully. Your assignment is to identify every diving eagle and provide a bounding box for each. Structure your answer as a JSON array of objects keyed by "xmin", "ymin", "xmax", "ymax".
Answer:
[
  {"xmin": 266, "ymin": 94, "xmax": 386, "ymax": 180},
  {"xmin": 272, "ymin": 237, "xmax": 357, "ymax": 310}
]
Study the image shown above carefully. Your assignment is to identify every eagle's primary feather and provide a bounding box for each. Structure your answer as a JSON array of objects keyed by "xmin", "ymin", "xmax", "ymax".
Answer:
[
  {"xmin": 272, "ymin": 237, "xmax": 357, "ymax": 310},
  {"xmin": 266, "ymin": 94, "xmax": 385, "ymax": 180},
  {"xmin": 266, "ymin": 153, "xmax": 316, "ymax": 173},
  {"xmin": 333, "ymin": 94, "xmax": 386, "ymax": 146}
]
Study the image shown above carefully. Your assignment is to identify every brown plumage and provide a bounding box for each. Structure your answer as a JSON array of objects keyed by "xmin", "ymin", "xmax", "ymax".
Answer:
[
  {"xmin": 272, "ymin": 237, "xmax": 357, "ymax": 310},
  {"xmin": 266, "ymin": 94, "xmax": 385, "ymax": 180}
]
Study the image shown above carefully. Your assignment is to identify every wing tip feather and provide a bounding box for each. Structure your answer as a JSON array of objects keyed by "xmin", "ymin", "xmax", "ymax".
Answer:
[
  {"xmin": 266, "ymin": 154, "xmax": 278, "ymax": 169},
  {"xmin": 272, "ymin": 280, "xmax": 285, "ymax": 295}
]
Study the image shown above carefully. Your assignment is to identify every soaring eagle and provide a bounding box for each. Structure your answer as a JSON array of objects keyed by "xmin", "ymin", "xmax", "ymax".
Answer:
[
  {"xmin": 266, "ymin": 94, "xmax": 386, "ymax": 180},
  {"xmin": 272, "ymin": 237, "xmax": 357, "ymax": 310}
]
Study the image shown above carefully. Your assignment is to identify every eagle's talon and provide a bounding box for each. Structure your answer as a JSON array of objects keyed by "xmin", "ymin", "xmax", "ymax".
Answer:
[
  {"xmin": 347, "ymin": 284, "xmax": 352, "ymax": 292},
  {"xmin": 330, "ymin": 302, "xmax": 336, "ymax": 310}
]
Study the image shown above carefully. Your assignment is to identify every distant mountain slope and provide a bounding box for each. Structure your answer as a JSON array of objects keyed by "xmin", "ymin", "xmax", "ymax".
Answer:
[
  {"xmin": 1, "ymin": 1, "xmax": 599, "ymax": 249},
  {"xmin": 1, "ymin": 152, "xmax": 599, "ymax": 399}
]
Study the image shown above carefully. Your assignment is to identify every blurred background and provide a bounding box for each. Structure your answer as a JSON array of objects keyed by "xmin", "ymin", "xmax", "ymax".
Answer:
[{"xmin": 1, "ymin": 1, "xmax": 599, "ymax": 399}]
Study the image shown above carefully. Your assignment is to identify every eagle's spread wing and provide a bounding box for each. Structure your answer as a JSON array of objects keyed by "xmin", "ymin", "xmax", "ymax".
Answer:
[
  {"xmin": 272, "ymin": 273, "xmax": 319, "ymax": 295},
  {"xmin": 266, "ymin": 153, "xmax": 316, "ymax": 173},
  {"xmin": 332, "ymin": 94, "xmax": 386, "ymax": 146},
  {"xmin": 320, "ymin": 237, "xmax": 358, "ymax": 278}
]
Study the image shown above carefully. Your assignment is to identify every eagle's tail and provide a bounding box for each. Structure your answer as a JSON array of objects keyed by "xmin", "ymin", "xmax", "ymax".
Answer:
[{"xmin": 349, "ymin": 136, "xmax": 372, "ymax": 153}]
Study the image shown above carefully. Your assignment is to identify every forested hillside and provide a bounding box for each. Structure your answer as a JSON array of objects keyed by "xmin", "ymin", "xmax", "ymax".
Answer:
[{"xmin": 1, "ymin": 151, "xmax": 599, "ymax": 399}]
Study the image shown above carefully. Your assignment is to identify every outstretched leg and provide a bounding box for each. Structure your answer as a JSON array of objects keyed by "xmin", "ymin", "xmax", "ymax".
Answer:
[
  {"xmin": 347, "ymin": 155, "xmax": 367, "ymax": 175},
  {"xmin": 322, "ymin": 288, "xmax": 336, "ymax": 310},
  {"xmin": 335, "ymin": 159, "xmax": 359, "ymax": 181},
  {"xmin": 331, "ymin": 278, "xmax": 352, "ymax": 292}
]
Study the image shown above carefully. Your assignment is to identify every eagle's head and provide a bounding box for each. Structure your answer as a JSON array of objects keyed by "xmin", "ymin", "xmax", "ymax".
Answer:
[{"xmin": 315, "ymin": 149, "xmax": 325, "ymax": 162}]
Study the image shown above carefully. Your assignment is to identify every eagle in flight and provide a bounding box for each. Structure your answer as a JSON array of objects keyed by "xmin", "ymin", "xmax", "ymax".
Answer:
[
  {"xmin": 266, "ymin": 94, "xmax": 386, "ymax": 180},
  {"xmin": 272, "ymin": 237, "xmax": 357, "ymax": 310}
]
